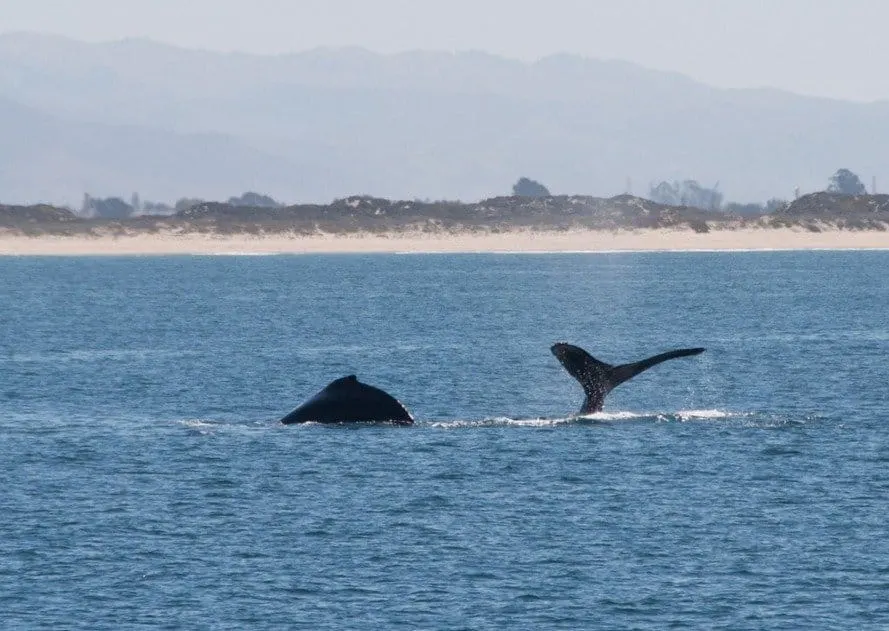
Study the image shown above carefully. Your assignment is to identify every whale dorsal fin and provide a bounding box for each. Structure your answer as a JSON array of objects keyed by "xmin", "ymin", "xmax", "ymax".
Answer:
[{"xmin": 326, "ymin": 374, "xmax": 359, "ymax": 390}]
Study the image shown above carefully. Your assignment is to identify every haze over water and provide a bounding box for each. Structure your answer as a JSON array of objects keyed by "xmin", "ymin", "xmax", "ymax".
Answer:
[{"xmin": 2, "ymin": 251, "xmax": 888, "ymax": 628}]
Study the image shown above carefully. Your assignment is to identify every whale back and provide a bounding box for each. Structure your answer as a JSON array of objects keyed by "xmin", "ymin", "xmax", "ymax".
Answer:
[{"xmin": 280, "ymin": 375, "xmax": 413, "ymax": 425}]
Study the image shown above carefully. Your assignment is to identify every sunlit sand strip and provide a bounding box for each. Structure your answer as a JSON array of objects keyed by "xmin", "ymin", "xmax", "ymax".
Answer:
[{"xmin": 1, "ymin": 227, "xmax": 889, "ymax": 256}]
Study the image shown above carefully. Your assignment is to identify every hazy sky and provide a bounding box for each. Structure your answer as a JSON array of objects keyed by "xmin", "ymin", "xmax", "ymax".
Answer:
[{"xmin": 1, "ymin": 0, "xmax": 887, "ymax": 101}]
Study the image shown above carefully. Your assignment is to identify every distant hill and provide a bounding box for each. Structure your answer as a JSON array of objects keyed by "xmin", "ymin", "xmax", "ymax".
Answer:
[
  {"xmin": 0, "ymin": 33, "xmax": 887, "ymax": 205},
  {"xmin": 3, "ymin": 194, "xmax": 888, "ymax": 237},
  {"xmin": 779, "ymin": 192, "xmax": 889, "ymax": 216},
  {"xmin": 0, "ymin": 96, "xmax": 318, "ymax": 205},
  {"xmin": 0, "ymin": 201, "xmax": 77, "ymax": 227}
]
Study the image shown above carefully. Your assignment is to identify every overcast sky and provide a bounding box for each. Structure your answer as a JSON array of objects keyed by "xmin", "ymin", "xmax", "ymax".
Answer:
[{"xmin": 1, "ymin": 0, "xmax": 886, "ymax": 102}]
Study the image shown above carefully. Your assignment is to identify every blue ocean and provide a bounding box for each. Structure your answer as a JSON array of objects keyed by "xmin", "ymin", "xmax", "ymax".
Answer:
[{"xmin": 2, "ymin": 251, "xmax": 888, "ymax": 629}]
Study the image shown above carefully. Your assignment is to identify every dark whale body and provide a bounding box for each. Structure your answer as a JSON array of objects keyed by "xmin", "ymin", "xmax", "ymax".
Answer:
[
  {"xmin": 279, "ymin": 375, "xmax": 413, "ymax": 425},
  {"xmin": 551, "ymin": 343, "xmax": 705, "ymax": 414}
]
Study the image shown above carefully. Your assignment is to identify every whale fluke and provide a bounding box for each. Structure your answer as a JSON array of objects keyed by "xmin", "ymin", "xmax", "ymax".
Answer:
[
  {"xmin": 280, "ymin": 375, "xmax": 413, "ymax": 425},
  {"xmin": 551, "ymin": 343, "xmax": 705, "ymax": 414}
]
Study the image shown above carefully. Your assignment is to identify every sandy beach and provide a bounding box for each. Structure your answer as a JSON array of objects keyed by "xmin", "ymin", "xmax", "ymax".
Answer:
[{"xmin": 1, "ymin": 227, "xmax": 889, "ymax": 255}]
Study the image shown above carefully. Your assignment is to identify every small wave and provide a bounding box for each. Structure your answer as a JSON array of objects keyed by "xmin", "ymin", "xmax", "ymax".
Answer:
[
  {"xmin": 578, "ymin": 411, "xmax": 647, "ymax": 422},
  {"xmin": 425, "ymin": 409, "xmax": 753, "ymax": 428},
  {"xmin": 5, "ymin": 348, "xmax": 199, "ymax": 364},
  {"xmin": 428, "ymin": 417, "xmax": 575, "ymax": 429},
  {"xmin": 172, "ymin": 417, "xmax": 279, "ymax": 434},
  {"xmin": 675, "ymin": 409, "xmax": 741, "ymax": 420},
  {"xmin": 206, "ymin": 251, "xmax": 283, "ymax": 256},
  {"xmin": 177, "ymin": 419, "xmax": 218, "ymax": 429},
  {"xmin": 175, "ymin": 418, "xmax": 221, "ymax": 435},
  {"xmin": 577, "ymin": 409, "xmax": 746, "ymax": 423},
  {"xmin": 427, "ymin": 413, "xmax": 652, "ymax": 428},
  {"xmin": 393, "ymin": 247, "xmax": 889, "ymax": 256},
  {"xmin": 669, "ymin": 410, "xmax": 827, "ymax": 427}
]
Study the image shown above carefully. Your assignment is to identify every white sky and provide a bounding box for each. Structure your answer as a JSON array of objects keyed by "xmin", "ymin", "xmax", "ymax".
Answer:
[{"xmin": 1, "ymin": 0, "xmax": 887, "ymax": 101}]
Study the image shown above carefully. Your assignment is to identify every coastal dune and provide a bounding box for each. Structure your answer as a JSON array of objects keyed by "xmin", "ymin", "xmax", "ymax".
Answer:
[{"xmin": 2, "ymin": 227, "xmax": 888, "ymax": 256}]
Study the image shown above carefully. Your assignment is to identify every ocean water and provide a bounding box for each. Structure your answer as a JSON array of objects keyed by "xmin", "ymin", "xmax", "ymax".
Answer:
[{"xmin": 1, "ymin": 251, "xmax": 888, "ymax": 629}]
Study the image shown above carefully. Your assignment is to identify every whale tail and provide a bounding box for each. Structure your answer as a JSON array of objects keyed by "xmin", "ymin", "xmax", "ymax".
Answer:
[{"xmin": 550, "ymin": 343, "xmax": 705, "ymax": 414}]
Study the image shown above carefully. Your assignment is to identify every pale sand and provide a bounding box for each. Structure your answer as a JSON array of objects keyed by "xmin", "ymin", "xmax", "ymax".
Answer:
[{"xmin": 1, "ymin": 228, "xmax": 889, "ymax": 256}]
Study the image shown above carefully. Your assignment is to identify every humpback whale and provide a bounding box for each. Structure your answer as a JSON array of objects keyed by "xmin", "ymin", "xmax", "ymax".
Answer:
[
  {"xmin": 551, "ymin": 343, "xmax": 705, "ymax": 414},
  {"xmin": 279, "ymin": 375, "xmax": 413, "ymax": 425}
]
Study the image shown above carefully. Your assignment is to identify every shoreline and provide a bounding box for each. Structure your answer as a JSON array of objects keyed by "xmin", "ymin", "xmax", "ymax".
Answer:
[{"xmin": 2, "ymin": 227, "xmax": 889, "ymax": 256}]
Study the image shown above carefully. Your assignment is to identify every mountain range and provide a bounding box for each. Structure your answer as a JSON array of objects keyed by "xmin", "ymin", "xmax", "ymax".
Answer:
[{"xmin": 1, "ymin": 32, "xmax": 886, "ymax": 206}]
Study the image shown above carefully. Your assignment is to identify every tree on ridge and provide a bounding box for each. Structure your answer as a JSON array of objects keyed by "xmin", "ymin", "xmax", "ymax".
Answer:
[
  {"xmin": 512, "ymin": 177, "xmax": 550, "ymax": 198},
  {"xmin": 827, "ymin": 168, "xmax": 866, "ymax": 196}
]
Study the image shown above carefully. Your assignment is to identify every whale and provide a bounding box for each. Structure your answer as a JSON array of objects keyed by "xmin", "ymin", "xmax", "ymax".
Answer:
[
  {"xmin": 280, "ymin": 344, "xmax": 705, "ymax": 424},
  {"xmin": 551, "ymin": 342, "xmax": 705, "ymax": 414},
  {"xmin": 279, "ymin": 375, "xmax": 413, "ymax": 425}
]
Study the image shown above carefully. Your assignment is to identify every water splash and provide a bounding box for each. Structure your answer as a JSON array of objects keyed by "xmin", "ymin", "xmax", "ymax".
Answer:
[{"xmin": 422, "ymin": 409, "xmax": 816, "ymax": 429}]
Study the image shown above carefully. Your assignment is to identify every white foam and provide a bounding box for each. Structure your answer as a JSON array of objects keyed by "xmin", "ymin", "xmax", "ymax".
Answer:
[
  {"xmin": 428, "ymin": 416, "xmax": 577, "ymax": 429},
  {"xmin": 675, "ymin": 409, "xmax": 739, "ymax": 420},
  {"xmin": 425, "ymin": 409, "xmax": 748, "ymax": 428},
  {"xmin": 577, "ymin": 411, "xmax": 646, "ymax": 421},
  {"xmin": 177, "ymin": 419, "xmax": 217, "ymax": 428}
]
